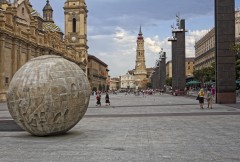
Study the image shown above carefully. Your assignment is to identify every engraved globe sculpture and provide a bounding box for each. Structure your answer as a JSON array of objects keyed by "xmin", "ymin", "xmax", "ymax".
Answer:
[{"xmin": 7, "ymin": 55, "xmax": 91, "ymax": 136}]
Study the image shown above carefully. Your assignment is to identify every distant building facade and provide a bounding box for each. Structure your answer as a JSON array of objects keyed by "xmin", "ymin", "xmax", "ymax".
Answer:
[
  {"xmin": 0, "ymin": 0, "xmax": 88, "ymax": 102},
  {"xmin": 185, "ymin": 57, "xmax": 195, "ymax": 76},
  {"xmin": 166, "ymin": 60, "xmax": 173, "ymax": 78},
  {"xmin": 87, "ymin": 55, "xmax": 109, "ymax": 91},
  {"xmin": 195, "ymin": 9, "xmax": 240, "ymax": 70},
  {"xmin": 194, "ymin": 28, "xmax": 215, "ymax": 70},
  {"xmin": 166, "ymin": 58, "xmax": 194, "ymax": 79},
  {"xmin": 236, "ymin": 9, "xmax": 240, "ymax": 39},
  {"xmin": 120, "ymin": 73, "xmax": 136, "ymax": 89},
  {"xmin": 109, "ymin": 78, "xmax": 120, "ymax": 91}
]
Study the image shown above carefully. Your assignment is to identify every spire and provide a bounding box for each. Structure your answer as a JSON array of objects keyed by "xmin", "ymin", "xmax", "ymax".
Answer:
[
  {"xmin": 139, "ymin": 25, "xmax": 142, "ymax": 35},
  {"xmin": 137, "ymin": 25, "xmax": 143, "ymax": 40}
]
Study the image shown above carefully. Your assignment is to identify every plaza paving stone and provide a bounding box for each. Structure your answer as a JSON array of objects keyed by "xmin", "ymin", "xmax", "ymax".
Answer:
[{"xmin": 0, "ymin": 93, "xmax": 240, "ymax": 162}]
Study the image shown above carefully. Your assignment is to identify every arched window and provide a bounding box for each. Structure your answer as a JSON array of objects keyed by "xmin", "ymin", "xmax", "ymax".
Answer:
[
  {"xmin": 22, "ymin": 8, "xmax": 24, "ymax": 14},
  {"xmin": 72, "ymin": 18, "xmax": 76, "ymax": 33}
]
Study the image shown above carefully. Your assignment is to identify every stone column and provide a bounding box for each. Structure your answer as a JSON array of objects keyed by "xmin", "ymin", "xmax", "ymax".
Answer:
[
  {"xmin": 156, "ymin": 62, "xmax": 160, "ymax": 89},
  {"xmin": 159, "ymin": 52, "xmax": 166, "ymax": 91},
  {"xmin": 215, "ymin": 0, "xmax": 236, "ymax": 103},
  {"xmin": 151, "ymin": 71, "xmax": 156, "ymax": 89},
  {"xmin": 174, "ymin": 19, "xmax": 186, "ymax": 91},
  {"xmin": 168, "ymin": 37, "xmax": 177, "ymax": 91}
]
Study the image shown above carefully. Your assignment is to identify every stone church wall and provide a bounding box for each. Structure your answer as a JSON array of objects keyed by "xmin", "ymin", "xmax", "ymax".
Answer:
[{"xmin": 0, "ymin": 6, "xmax": 85, "ymax": 102}]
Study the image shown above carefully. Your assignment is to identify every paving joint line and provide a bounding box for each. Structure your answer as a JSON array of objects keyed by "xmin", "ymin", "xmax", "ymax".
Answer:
[{"xmin": 83, "ymin": 111, "xmax": 240, "ymax": 118}]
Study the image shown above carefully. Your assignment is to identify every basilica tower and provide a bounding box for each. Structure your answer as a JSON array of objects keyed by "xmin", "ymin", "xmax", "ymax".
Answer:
[
  {"xmin": 134, "ymin": 26, "xmax": 147, "ymax": 88},
  {"xmin": 43, "ymin": 0, "xmax": 53, "ymax": 22},
  {"xmin": 64, "ymin": 0, "xmax": 88, "ymax": 72}
]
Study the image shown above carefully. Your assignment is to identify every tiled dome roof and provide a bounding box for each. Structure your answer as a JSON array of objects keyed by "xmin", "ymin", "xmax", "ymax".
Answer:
[{"xmin": 43, "ymin": 22, "xmax": 62, "ymax": 32}]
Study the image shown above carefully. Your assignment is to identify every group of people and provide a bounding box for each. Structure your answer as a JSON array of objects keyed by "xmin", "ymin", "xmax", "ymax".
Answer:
[
  {"xmin": 95, "ymin": 92, "xmax": 110, "ymax": 107},
  {"xmin": 197, "ymin": 86, "xmax": 215, "ymax": 109}
]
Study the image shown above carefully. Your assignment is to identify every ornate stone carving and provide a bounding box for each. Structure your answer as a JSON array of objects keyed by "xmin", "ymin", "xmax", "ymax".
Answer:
[{"xmin": 7, "ymin": 55, "xmax": 91, "ymax": 136}]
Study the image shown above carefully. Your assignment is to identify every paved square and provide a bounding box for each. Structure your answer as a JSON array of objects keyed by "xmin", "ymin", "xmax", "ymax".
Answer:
[{"xmin": 0, "ymin": 93, "xmax": 240, "ymax": 162}]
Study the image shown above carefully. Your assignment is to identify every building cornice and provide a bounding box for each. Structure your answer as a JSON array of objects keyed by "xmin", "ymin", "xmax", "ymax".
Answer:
[{"xmin": 88, "ymin": 54, "xmax": 108, "ymax": 67}]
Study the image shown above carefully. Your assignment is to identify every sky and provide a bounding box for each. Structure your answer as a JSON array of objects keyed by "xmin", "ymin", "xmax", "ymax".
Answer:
[{"xmin": 29, "ymin": 0, "xmax": 240, "ymax": 77}]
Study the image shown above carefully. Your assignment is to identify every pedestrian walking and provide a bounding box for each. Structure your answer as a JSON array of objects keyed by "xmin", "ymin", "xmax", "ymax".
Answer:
[
  {"xmin": 198, "ymin": 88, "xmax": 205, "ymax": 109},
  {"xmin": 105, "ymin": 92, "xmax": 110, "ymax": 106},
  {"xmin": 160, "ymin": 88, "xmax": 163, "ymax": 95},
  {"xmin": 211, "ymin": 86, "xmax": 215, "ymax": 99},
  {"xmin": 236, "ymin": 87, "xmax": 239, "ymax": 97},
  {"xmin": 96, "ymin": 93, "xmax": 101, "ymax": 106},
  {"xmin": 206, "ymin": 88, "xmax": 213, "ymax": 109}
]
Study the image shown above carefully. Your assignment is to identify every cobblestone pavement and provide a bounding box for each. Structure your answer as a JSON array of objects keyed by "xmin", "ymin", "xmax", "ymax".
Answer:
[{"xmin": 0, "ymin": 93, "xmax": 240, "ymax": 162}]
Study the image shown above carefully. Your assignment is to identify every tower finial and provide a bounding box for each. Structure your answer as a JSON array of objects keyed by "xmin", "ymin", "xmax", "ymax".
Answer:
[
  {"xmin": 139, "ymin": 25, "xmax": 142, "ymax": 34},
  {"xmin": 137, "ymin": 25, "xmax": 143, "ymax": 40},
  {"xmin": 43, "ymin": 0, "xmax": 53, "ymax": 22}
]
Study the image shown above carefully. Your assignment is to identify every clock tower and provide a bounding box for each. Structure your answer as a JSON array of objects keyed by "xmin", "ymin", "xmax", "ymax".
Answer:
[
  {"xmin": 134, "ymin": 26, "xmax": 147, "ymax": 88},
  {"xmin": 64, "ymin": 0, "xmax": 88, "ymax": 72}
]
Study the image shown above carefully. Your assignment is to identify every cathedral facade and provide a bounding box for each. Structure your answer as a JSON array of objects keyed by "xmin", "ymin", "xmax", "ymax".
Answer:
[{"xmin": 0, "ymin": 0, "xmax": 88, "ymax": 101}]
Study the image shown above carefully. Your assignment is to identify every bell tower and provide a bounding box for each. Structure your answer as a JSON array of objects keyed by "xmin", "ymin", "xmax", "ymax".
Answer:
[
  {"xmin": 134, "ymin": 26, "xmax": 147, "ymax": 87},
  {"xmin": 64, "ymin": 0, "xmax": 88, "ymax": 72},
  {"xmin": 43, "ymin": 0, "xmax": 53, "ymax": 22}
]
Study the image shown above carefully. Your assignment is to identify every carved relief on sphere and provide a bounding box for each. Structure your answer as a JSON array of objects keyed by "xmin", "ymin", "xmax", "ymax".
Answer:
[{"xmin": 7, "ymin": 55, "xmax": 91, "ymax": 136}]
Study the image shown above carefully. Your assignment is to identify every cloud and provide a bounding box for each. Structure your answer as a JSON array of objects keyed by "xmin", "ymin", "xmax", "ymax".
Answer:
[
  {"xmin": 89, "ymin": 28, "xmax": 210, "ymax": 77},
  {"xmin": 29, "ymin": 0, "xmax": 216, "ymax": 77},
  {"xmin": 87, "ymin": 0, "xmax": 214, "ymax": 35},
  {"xmin": 185, "ymin": 29, "xmax": 211, "ymax": 57}
]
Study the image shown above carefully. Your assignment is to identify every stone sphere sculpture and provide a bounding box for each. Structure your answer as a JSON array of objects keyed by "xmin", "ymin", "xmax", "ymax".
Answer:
[{"xmin": 7, "ymin": 55, "xmax": 91, "ymax": 136}]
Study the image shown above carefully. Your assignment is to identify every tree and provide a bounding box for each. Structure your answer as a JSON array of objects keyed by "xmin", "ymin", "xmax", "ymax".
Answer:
[
  {"xmin": 98, "ymin": 84, "xmax": 102, "ymax": 91},
  {"xmin": 193, "ymin": 65, "xmax": 215, "ymax": 84},
  {"xmin": 102, "ymin": 84, "xmax": 106, "ymax": 91},
  {"xmin": 146, "ymin": 82, "xmax": 152, "ymax": 88},
  {"xmin": 230, "ymin": 43, "xmax": 240, "ymax": 54},
  {"xmin": 236, "ymin": 58, "xmax": 240, "ymax": 79},
  {"xmin": 230, "ymin": 43, "xmax": 240, "ymax": 79},
  {"xmin": 166, "ymin": 77, "xmax": 172, "ymax": 86}
]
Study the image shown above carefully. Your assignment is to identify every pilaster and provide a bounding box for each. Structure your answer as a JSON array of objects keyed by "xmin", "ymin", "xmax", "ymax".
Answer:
[
  {"xmin": 11, "ymin": 38, "xmax": 18, "ymax": 77},
  {"xmin": 0, "ymin": 35, "xmax": 5, "ymax": 101},
  {"xmin": 27, "ymin": 44, "xmax": 31, "ymax": 61},
  {"xmin": 17, "ymin": 41, "xmax": 21, "ymax": 69}
]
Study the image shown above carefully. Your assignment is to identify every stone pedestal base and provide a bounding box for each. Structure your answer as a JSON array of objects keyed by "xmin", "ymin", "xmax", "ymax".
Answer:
[
  {"xmin": 0, "ymin": 91, "xmax": 6, "ymax": 102},
  {"xmin": 0, "ymin": 120, "xmax": 24, "ymax": 131},
  {"xmin": 217, "ymin": 92, "xmax": 236, "ymax": 104}
]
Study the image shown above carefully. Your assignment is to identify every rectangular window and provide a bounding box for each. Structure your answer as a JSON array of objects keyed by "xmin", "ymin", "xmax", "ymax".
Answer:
[{"xmin": 5, "ymin": 77, "xmax": 9, "ymax": 85}]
